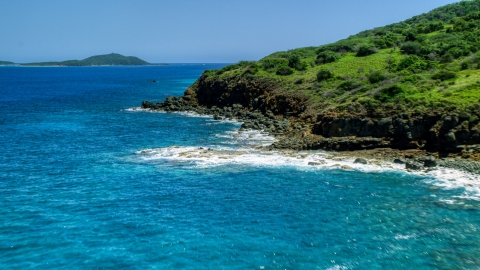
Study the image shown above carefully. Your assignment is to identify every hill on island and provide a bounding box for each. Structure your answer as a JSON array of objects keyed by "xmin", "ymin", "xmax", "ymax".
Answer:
[
  {"xmin": 199, "ymin": 0, "xmax": 480, "ymax": 115},
  {"xmin": 0, "ymin": 61, "xmax": 15, "ymax": 65},
  {"xmin": 22, "ymin": 53, "xmax": 151, "ymax": 66},
  {"xmin": 143, "ymin": 0, "xmax": 480, "ymax": 157}
]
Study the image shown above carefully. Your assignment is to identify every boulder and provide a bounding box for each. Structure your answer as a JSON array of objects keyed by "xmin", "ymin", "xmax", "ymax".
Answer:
[
  {"xmin": 393, "ymin": 158, "xmax": 406, "ymax": 164},
  {"xmin": 445, "ymin": 132, "xmax": 456, "ymax": 143},
  {"xmin": 406, "ymin": 161, "xmax": 423, "ymax": 170},
  {"xmin": 353, "ymin": 158, "xmax": 368, "ymax": 164},
  {"xmin": 308, "ymin": 161, "xmax": 326, "ymax": 166},
  {"xmin": 418, "ymin": 156, "xmax": 437, "ymax": 168}
]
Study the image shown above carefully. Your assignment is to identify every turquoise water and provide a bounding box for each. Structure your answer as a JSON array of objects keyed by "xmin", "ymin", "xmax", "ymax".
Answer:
[{"xmin": 1, "ymin": 65, "xmax": 479, "ymax": 269}]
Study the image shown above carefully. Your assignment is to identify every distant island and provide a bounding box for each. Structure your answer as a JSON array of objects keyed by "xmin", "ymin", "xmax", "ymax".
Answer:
[
  {"xmin": 17, "ymin": 53, "xmax": 164, "ymax": 66},
  {"xmin": 0, "ymin": 61, "xmax": 15, "ymax": 65}
]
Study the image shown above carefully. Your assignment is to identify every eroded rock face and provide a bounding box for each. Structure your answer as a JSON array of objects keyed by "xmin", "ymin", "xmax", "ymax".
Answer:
[
  {"xmin": 193, "ymin": 75, "xmax": 307, "ymax": 117},
  {"xmin": 312, "ymin": 113, "xmax": 480, "ymax": 152},
  {"xmin": 141, "ymin": 73, "xmax": 480, "ymax": 157}
]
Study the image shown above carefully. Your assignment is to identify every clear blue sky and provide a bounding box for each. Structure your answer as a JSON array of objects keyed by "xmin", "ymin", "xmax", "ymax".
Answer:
[{"xmin": 0, "ymin": 0, "xmax": 458, "ymax": 63}]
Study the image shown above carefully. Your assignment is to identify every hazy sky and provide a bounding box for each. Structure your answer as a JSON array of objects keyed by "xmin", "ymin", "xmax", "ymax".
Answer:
[{"xmin": 0, "ymin": 0, "xmax": 458, "ymax": 63}]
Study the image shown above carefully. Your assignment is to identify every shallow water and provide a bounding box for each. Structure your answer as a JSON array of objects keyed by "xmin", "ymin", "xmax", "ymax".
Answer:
[{"xmin": 1, "ymin": 65, "xmax": 479, "ymax": 269}]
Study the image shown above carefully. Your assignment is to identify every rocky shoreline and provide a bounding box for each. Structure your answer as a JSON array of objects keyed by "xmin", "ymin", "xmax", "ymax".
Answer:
[
  {"xmin": 139, "ymin": 72, "xmax": 480, "ymax": 175},
  {"xmin": 141, "ymin": 96, "xmax": 480, "ymax": 175}
]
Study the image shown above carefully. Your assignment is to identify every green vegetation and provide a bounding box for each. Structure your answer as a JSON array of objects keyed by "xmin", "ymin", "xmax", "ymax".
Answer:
[
  {"xmin": 21, "ymin": 53, "xmax": 151, "ymax": 66},
  {"xmin": 201, "ymin": 0, "xmax": 480, "ymax": 116},
  {"xmin": 0, "ymin": 61, "xmax": 15, "ymax": 65}
]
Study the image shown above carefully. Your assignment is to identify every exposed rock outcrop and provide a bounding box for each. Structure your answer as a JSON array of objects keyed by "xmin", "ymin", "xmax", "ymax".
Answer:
[{"xmin": 141, "ymin": 73, "xmax": 480, "ymax": 161}]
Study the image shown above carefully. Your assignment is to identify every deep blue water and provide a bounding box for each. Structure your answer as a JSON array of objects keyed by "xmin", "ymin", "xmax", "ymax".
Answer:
[{"xmin": 1, "ymin": 65, "xmax": 479, "ymax": 269}]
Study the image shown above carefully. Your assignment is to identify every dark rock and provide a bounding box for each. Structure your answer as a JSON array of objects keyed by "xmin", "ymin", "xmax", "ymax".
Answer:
[
  {"xmin": 142, "ymin": 101, "xmax": 154, "ymax": 108},
  {"xmin": 445, "ymin": 132, "xmax": 456, "ymax": 143},
  {"xmin": 406, "ymin": 161, "xmax": 424, "ymax": 170},
  {"xmin": 394, "ymin": 158, "xmax": 406, "ymax": 164},
  {"xmin": 354, "ymin": 158, "xmax": 368, "ymax": 164},
  {"xmin": 455, "ymin": 129, "xmax": 470, "ymax": 143},
  {"xmin": 459, "ymin": 113, "xmax": 470, "ymax": 122},
  {"xmin": 442, "ymin": 116, "xmax": 458, "ymax": 131},
  {"xmin": 308, "ymin": 161, "xmax": 326, "ymax": 166},
  {"xmin": 418, "ymin": 156, "xmax": 437, "ymax": 167}
]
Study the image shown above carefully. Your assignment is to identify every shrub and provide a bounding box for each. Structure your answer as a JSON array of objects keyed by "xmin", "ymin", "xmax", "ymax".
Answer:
[
  {"xmin": 357, "ymin": 97, "xmax": 380, "ymax": 109},
  {"xmin": 237, "ymin": 60, "xmax": 256, "ymax": 68},
  {"xmin": 316, "ymin": 51, "xmax": 340, "ymax": 64},
  {"xmin": 395, "ymin": 55, "xmax": 438, "ymax": 73},
  {"xmin": 217, "ymin": 61, "xmax": 255, "ymax": 74},
  {"xmin": 242, "ymin": 63, "xmax": 259, "ymax": 76},
  {"xmin": 374, "ymin": 38, "xmax": 387, "ymax": 49},
  {"xmin": 337, "ymin": 80, "xmax": 363, "ymax": 91},
  {"xmin": 316, "ymin": 68, "xmax": 334, "ymax": 81},
  {"xmin": 376, "ymin": 84, "xmax": 406, "ymax": 102},
  {"xmin": 402, "ymin": 74, "xmax": 423, "ymax": 83},
  {"xmin": 432, "ymin": 70, "xmax": 457, "ymax": 81},
  {"xmin": 288, "ymin": 53, "xmax": 301, "ymax": 69},
  {"xmin": 368, "ymin": 71, "xmax": 386, "ymax": 84},
  {"xmin": 260, "ymin": 58, "xmax": 288, "ymax": 70},
  {"xmin": 400, "ymin": 41, "xmax": 422, "ymax": 55},
  {"xmin": 276, "ymin": 67, "xmax": 294, "ymax": 76},
  {"xmin": 405, "ymin": 32, "xmax": 417, "ymax": 42},
  {"xmin": 203, "ymin": 70, "xmax": 217, "ymax": 77},
  {"xmin": 294, "ymin": 78, "xmax": 304, "ymax": 84},
  {"xmin": 461, "ymin": 62, "xmax": 469, "ymax": 70},
  {"xmin": 356, "ymin": 45, "xmax": 378, "ymax": 57},
  {"xmin": 317, "ymin": 39, "xmax": 358, "ymax": 53},
  {"xmin": 295, "ymin": 61, "xmax": 309, "ymax": 71}
]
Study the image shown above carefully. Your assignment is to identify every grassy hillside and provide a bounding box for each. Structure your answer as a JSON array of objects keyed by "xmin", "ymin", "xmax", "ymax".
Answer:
[
  {"xmin": 202, "ymin": 0, "xmax": 480, "ymax": 117},
  {"xmin": 22, "ymin": 53, "xmax": 150, "ymax": 66}
]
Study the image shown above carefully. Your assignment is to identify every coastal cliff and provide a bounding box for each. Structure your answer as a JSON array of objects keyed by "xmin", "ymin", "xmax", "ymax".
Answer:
[{"xmin": 142, "ymin": 73, "xmax": 480, "ymax": 159}]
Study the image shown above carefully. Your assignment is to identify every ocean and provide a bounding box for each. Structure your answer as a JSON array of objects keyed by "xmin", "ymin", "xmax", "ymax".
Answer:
[{"xmin": 1, "ymin": 65, "xmax": 479, "ymax": 269}]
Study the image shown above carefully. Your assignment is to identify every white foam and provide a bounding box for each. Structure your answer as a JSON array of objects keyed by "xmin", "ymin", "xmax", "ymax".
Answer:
[
  {"xmin": 125, "ymin": 108, "xmax": 237, "ymax": 122},
  {"xmin": 327, "ymin": 265, "xmax": 349, "ymax": 270},
  {"xmin": 217, "ymin": 129, "xmax": 277, "ymax": 147},
  {"xmin": 125, "ymin": 107, "xmax": 165, "ymax": 113},
  {"xmin": 136, "ymin": 142, "xmax": 480, "ymax": 201},
  {"xmin": 420, "ymin": 168, "xmax": 480, "ymax": 201},
  {"xmin": 175, "ymin": 111, "xmax": 213, "ymax": 118},
  {"xmin": 136, "ymin": 144, "xmax": 400, "ymax": 174},
  {"xmin": 128, "ymin": 107, "xmax": 480, "ymax": 201},
  {"xmin": 394, "ymin": 234, "xmax": 417, "ymax": 240}
]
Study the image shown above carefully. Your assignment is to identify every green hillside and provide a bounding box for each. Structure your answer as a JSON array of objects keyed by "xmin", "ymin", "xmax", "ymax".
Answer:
[
  {"xmin": 22, "ymin": 53, "xmax": 151, "ymax": 66},
  {"xmin": 202, "ymin": 0, "xmax": 480, "ymax": 116},
  {"xmin": 0, "ymin": 61, "xmax": 15, "ymax": 65}
]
